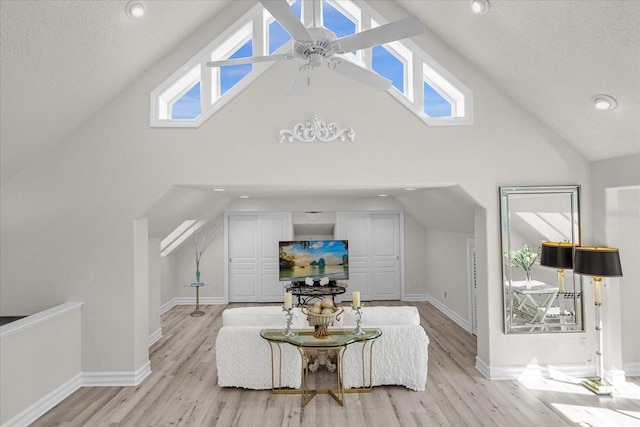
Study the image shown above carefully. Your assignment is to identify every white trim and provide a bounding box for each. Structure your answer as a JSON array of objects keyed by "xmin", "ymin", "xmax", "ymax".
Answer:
[
  {"xmin": 475, "ymin": 356, "xmax": 597, "ymax": 381},
  {"xmin": 160, "ymin": 297, "xmax": 227, "ymax": 315},
  {"xmin": 0, "ymin": 301, "xmax": 83, "ymax": 339},
  {"xmin": 172, "ymin": 297, "xmax": 227, "ymax": 306},
  {"xmin": 402, "ymin": 293, "xmax": 428, "ymax": 301},
  {"xmin": 1, "ymin": 373, "xmax": 82, "ymax": 427},
  {"xmin": 148, "ymin": 328, "xmax": 163, "ymax": 348},
  {"xmin": 623, "ymin": 361, "xmax": 640, "ymax": 376},
  {"xmin": 82, "ymin": 361, "xmax": 152, "ymax": 387},
  {"xmin": 426, "ymin": 294, "xmax": 470, "ymax": 332}
]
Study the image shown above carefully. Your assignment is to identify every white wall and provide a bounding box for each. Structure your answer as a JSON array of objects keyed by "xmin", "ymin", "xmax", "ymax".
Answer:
[
  {"xmin": 425, "ymin": 229, "xmax": 474, "ymax": 324},
  {"xmin": 148, "ymin": 238, "xmax": 161, "ymax": 340},
  {"xmin": 0, "ymin": 0, "xmax": 609, "ymax": 378},
  {"xmin": 403, "ymin": 213, "xmax": 429, "ymax": 297},
  {"xmin": 592, "ymin": 154, "xmax": 640, "ymax": 374},
  {"xmin": 0, "ymin": 303, "xmax": 82, "ymax": 425}
]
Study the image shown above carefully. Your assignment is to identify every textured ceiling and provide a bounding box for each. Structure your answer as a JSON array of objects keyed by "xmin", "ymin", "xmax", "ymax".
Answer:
[{"xmin": 1, "ymin": 0, "xmax": 639, "ymax": 188}]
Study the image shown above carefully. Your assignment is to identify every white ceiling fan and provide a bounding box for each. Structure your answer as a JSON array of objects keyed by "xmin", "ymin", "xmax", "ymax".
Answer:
[{"xmin": 206, "ymin": 0, "xmax": 425, "ymax": 95}]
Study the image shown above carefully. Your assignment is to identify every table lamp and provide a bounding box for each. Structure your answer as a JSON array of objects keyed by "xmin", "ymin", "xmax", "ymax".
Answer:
[
  {"xmin": 574, "ymin": 246, "xmax": 623, "ymax": 395},
  {"xmin": 540, "ymin": 242, "xmax": 574, "ymax": 322}
]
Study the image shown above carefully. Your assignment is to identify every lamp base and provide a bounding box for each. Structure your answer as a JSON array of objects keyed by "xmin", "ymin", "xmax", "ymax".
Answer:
[{"xmin": 582, "ymin": 377, "xmax": 615, "ymax": 395}]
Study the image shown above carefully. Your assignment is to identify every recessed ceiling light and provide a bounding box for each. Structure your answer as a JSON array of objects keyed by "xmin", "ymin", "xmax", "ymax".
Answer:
[
  {"xmin": 212, "ymin": 188, "xmax": 225, "ymax": 192},
  {"xmin": 378, "ymin": 194, "xmax": 388, "ymax": 198},
  {"xmin": 592, "ymin": 94, "xmax": 617, "ymax": 111},
  {"xmin": 240, "ymin": 195, "xmax": 249, "ymax": 199},
  {"xmin": 471, "ymin": 0, "xmax": 490, "ymax": 14},
  {"xmin": 405, "ymin": 187, "xmax": 416, "ymax": 191},
  {"xmin": 126, "ymin": 1, "xmax": 145, "ymax": 18}
]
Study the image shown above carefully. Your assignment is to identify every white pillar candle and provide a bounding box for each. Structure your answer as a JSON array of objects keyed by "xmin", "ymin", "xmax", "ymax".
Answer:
[
  {"xmin": 284, "ymin": 291, "xmax": 292, "ymax": 309},
  {"xmin": 352, "ymin": 291, "xmax": 360, "ymax": 307}
]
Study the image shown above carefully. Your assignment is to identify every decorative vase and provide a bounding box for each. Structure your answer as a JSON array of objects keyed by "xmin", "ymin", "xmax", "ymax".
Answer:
[
  {"xmin": 524, "ymin": 269, "xmax": 532, "ymax": 288},
  {"xmin": 196, "ymin": 270, "xmax": 201, "ymax": 283}
]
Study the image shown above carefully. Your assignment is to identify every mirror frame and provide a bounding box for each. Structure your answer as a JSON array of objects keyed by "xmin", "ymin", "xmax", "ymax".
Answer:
[{"xmin": 500, "ymin": 185, "xmax": 584, "ymax": 334}]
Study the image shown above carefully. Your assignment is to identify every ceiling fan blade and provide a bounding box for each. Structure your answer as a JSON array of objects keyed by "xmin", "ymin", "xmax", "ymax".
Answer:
[
  {"xmin": 287, "ymin": 64, "xmax": 311, "ymax": 96},
  {"xmin": 260, "ymin": 0, "xmax": 313, "ymax": 42},
  {"xmin": 335, "ymin": 16, "xmax": 425, "ymax": 53},
  {"xmin": 206, "ymin": 53, "xmax": 294, "ymax": 68},
  {"xmin": 330, "ymin": 59, "xmax": 392, "ymax": 91}
]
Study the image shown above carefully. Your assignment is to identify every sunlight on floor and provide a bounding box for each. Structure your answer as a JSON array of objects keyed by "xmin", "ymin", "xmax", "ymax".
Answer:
[
  {"xmin": 517, "ymin": 370, "xmax": 640, "ymax": 426},
  {"xmin": 551, "ymin": 403, "xmax": 640, "ymax": 426}
]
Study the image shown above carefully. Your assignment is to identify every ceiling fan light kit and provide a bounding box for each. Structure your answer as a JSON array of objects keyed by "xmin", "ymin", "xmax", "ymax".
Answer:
[{"xmin": 207, "ymin": 0, "xmax": 425, "ymax": 96}]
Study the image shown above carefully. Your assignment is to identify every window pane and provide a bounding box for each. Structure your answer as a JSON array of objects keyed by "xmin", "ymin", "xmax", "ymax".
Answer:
[
  {"xmin": 269, "ymin": 20, "xmax": 291, "ymax": 53},
  {"xmin": 171, "ymin": 82, "xmax": 201, "ymax": 119},
  {"xmin": 323, "ymin": 1, "xmax": 355, "ymax": 38},
  {"xmin": 221, "ymin": 39, "xmax": 253, "ymax": 95},
  {"xmin": 372, "ymin": 46, "xmax": 403, "ymax": 92},
  {"xmin": 268, "ymin": 0, "xmax": 299, "ymax": 52},
  {"xmin": 424, "ymin": 82, "xmax": 451, "ymax": 117}
]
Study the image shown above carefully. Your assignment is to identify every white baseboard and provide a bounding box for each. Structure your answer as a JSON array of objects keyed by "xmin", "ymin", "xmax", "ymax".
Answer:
[
  {"xmin": 82, "ymin": 360, "xmax": 151, "ymax": 387},
  {"xmin": 425, "ymin": 294, "xmax": 471, "ymax": 332},
  {"xmin": 476, "ymin": 355, "xmax": 601, "ymax": 381},
  {"xmin": 148, "ymin": 328, "xmax": 162, "ymax": 348},
  {"xmin": 1, "ymin": 373, "xmax": 82, "ymax": 427},
  {"xmin": 160, "ymin": 297, "xmax": 226, "ymax": 315},
  {"xmin": 402, "ymin": 293, "xmax": 428, "ymax": 301},
  {"xmin": 623, "ymin": 361, "xmax": 640, "ymax": 376}
]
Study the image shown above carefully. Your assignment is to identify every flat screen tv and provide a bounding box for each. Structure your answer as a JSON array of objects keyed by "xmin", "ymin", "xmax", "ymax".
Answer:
[{"xmin": 279, "ymin": 240, "xmax": 349, "ymax": 282}]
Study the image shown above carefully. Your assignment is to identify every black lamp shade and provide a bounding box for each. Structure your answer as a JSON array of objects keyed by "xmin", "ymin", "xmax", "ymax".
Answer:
[
  {"xmin": 574, "ymin": 246, "xmax": 623, "ymax": 277},
  {"xmin": 540, "ymin": 242, "xmax": 574, "ymax": 269}
]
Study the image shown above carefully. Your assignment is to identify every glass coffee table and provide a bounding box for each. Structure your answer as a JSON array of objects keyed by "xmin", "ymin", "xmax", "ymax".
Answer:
[{"xmin": 260, "ymin": 328, "xmax": 382, "ymax": 406}]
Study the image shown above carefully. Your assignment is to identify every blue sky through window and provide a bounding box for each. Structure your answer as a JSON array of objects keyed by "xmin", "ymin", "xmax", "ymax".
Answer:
[
  {"xmin": 424, "ymin": 82, "xmax": 451, "ymax": 117},
  {"xmin": 221, "ymin": 39, "xmax": 253, "ymax": 95},
  {"xmin": 372, "ymin": 46, "xmax": 403, "ymax": 92},
  {"xmin": 172, "ymin": 82, "xmax": 201, "ymax": 119},
  {"xmin": 269, "ymin": 1, "xmax": 299, "ymax": 53},
  {"xmin": 323, "ymin": 1, "xmax": 355, "ymax": 38}
]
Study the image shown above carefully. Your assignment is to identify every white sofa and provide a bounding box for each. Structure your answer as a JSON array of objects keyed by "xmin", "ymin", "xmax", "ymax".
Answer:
[{"xmin": 215, "ymin": 305, "xmax": 429, "ymax": 391}]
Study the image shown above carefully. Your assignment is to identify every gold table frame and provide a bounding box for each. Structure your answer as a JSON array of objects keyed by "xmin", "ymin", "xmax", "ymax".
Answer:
[{"xmin": 260, "ymin": 328, "xmax": 382, "ymax": 407}]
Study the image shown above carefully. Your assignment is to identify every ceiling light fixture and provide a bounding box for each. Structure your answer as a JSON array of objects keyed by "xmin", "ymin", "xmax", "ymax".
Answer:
[
  {"xmin": 126, "ymin": 1, "xmax": 145, "ymax": 18},
  {"xmin": 592, "ymin": 94, "xmax": 617, "ymax": 111},
  {"xmin": 471, "ymin": 0, "xmax": 490, "ymax": 14}
]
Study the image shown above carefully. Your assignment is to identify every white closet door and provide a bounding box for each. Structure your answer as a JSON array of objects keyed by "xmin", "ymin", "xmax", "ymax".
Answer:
[
  {"xmin": 228, "ymin": 215, "xmax": 258, "ymax": 302},
  {"xmin": 370, "ymin": 213, "xmax": 401, "ymax": 300},
  {"xmin": 336, "ymin": 211, "xmax": 402, "ymax": 302},
  {"xmin": 227, "ymin": 213, "xmax": 292, "ymax": 303},
  {"xmin": 259, "ymin": 214, "xmax": 291, "ymax": 302},
  {"xmin": 337, "ymin": 212, "xmax": 371, "ymax": 300}
]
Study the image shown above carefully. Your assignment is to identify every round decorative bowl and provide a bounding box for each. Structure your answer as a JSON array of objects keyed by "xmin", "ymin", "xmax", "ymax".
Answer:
[{"xmin": 301, "ymin": 306, "xmax": 344, "ymax": 338}]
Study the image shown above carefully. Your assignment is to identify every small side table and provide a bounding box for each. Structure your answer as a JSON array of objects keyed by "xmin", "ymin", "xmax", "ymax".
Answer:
[{"xmin": 185, "ymin": 282, "xmax": 207, "ymax": 317}]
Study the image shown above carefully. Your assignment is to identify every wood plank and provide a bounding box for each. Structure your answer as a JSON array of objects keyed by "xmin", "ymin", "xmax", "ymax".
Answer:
[{"xmin": 30, "ymin": 302, "xmax": 640, "ymax": 427}]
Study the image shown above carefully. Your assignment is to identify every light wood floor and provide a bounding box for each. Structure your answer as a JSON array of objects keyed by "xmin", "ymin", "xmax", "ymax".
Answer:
[{"xmin": 32, "ymin": 301, "xmax": 640, "ymax": 426}]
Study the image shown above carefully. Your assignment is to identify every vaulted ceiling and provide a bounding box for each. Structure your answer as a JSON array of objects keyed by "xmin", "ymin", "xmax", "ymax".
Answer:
[{"xmin": 1, "ymin": 0, "xmax": 639, "ymax": 188}]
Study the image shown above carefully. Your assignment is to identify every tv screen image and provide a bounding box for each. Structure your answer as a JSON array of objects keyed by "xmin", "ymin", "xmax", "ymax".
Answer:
[{"xmin": 279, "ymin": 240, "xmax": 349, "ymax": 282}]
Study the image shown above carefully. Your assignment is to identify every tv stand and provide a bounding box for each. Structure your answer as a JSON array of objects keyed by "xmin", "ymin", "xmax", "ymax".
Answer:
[
  {"xmin": 289, "ymin": 283, "xmax": 346, "ymax": 306},
  {"xmin": 292, "ymin": 279, "xmax": 338, "ymax": 287}
]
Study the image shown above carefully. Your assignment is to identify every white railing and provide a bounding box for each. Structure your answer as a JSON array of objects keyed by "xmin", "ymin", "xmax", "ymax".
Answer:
[{"xmin": 1, "ymin": 302, "xmax": 83, "ymax": 427}]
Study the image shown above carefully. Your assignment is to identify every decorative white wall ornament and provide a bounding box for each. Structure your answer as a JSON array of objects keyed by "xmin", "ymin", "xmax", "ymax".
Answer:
[{"xmin": 278, "ymin": 115, "xmax": 355, "ymax": 143}]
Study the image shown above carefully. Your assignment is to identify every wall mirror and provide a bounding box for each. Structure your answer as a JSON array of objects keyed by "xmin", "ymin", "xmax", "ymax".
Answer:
[{"xmin": 500, "ymin": 186, "xmax": 584, "ymax": 334}]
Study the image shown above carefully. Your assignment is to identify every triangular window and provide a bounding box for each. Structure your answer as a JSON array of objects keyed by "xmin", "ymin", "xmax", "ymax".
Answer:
[{"xmin": 151, "ymin": 0, "xmax": 471, "ymax": 127}]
